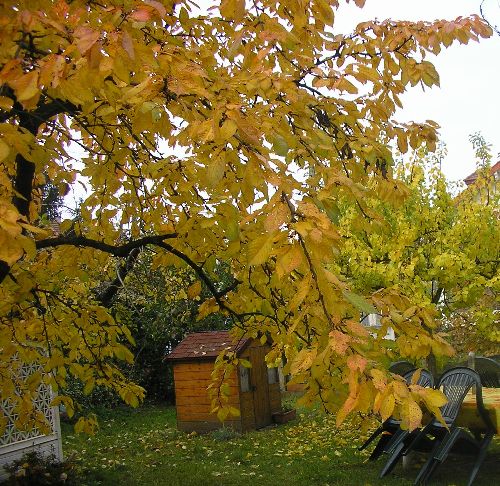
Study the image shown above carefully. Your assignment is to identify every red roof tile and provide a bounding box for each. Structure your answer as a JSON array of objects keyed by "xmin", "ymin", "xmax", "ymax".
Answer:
[
  {"xmin": 165, "ymin": 331, "xmax": 251, "ymax": 362},
  {"xmin": 464, "ymin": 160, "xmax": 500, "ymax": 186}
]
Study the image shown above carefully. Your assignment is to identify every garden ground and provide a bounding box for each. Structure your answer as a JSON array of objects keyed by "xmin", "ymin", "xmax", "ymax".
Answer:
[{"xmin": 61, "ymin": 403, "xmax": 500, "ymax": 486}]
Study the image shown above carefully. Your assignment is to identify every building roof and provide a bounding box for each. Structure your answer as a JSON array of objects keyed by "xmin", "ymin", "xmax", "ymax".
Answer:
[
  {"xmin": 165, "ymin": 331, "xmax": 251, "ymax": 362},
  {"xmin": 464, "ymin": 160, "xmax": 500, "ymax": 186}
]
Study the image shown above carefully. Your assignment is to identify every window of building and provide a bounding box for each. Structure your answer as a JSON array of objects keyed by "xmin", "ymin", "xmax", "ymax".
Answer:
[
  {"xmin": 267, "ymin": 367, "xmax": 279, "ymax": 384},
  {"xmin": 239, "ymin": 365, "xmax": 250, "ymax": 392}
]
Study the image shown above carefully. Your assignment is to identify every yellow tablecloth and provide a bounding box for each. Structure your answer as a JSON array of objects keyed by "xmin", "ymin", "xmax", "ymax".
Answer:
[{"xmin": 456, "ymin": 388, "xmax": 500, "ymax": 434}]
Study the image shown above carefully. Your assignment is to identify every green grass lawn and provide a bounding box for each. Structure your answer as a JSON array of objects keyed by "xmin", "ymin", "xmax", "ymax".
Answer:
[{"xmin": 62, "ymin": 404, "xmax": 500, "ymax": 486}]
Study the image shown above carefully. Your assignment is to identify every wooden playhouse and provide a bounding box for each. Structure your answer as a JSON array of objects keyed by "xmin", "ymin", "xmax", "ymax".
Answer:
[{"xmin": 165, "ymin": 331, "xmax": 281, "ymax": 433}]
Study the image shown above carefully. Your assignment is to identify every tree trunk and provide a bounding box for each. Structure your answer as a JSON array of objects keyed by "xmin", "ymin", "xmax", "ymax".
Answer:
[{"xmin": 426, "ymin": 351, "xmax": 437, "ymax": 379}]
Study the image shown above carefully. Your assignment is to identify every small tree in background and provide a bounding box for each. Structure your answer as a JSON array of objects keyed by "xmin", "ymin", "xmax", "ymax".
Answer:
[
  {"xmin": 333, "ymin": 140, "xmax": 499, "ymax": 374},
  {"xmin": 40, "ymin": 178, "xmax": 63, "ymax": 223}
]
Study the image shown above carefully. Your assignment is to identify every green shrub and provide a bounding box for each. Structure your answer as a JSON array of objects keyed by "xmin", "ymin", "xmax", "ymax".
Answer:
[{"xmin": 2, "ymin": 451, "xmax": 78, "ymax": 486}]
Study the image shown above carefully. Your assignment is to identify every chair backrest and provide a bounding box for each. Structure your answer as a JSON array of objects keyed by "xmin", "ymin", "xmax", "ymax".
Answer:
[
  {"xmin": 474, "ymin": 357, "xmax": 500, "ymax": 388},
  {"xmin": 382, "ymin": 369, "xmax": 433, "ymax": 426},
  {"xmin": 437, "ymin": 367, "xmax": 481, "ymax": 425},
  {"xmin": 402, "ymin": 368, "xmax": 434, "ymax": 388},
  {"xmin": 389, "ymin": 361, "xmax": 415, "ymax": 377},
  {"xmin": 443, "ymin": 356, "xmax": 500, "ymax": 388}
]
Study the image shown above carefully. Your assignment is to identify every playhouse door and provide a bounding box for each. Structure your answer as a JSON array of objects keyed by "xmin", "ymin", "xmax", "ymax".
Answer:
[{"xmin": 250, "ymin": 346, "xmax": 272, "ymax": 428}]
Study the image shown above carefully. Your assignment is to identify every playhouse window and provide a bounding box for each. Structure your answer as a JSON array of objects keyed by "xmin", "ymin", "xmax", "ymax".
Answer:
[
  {"xmin": 239, "ymin": 365, "xmax": 250, "ymax": 392},
  {"xmin": 267, "ymin": 367, "xmax": 279, "ymax": 384}
]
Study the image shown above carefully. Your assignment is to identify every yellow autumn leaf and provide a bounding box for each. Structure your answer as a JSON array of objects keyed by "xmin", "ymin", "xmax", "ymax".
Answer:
[
  {"xmin": 220, "ymin": 119, "xmax": 238, "ymax": 141},
  {"xmin": 0, "ymin": 96, "xmax": 13, "ymax": 110},
  {"xmin": 74, "ymin": 26, "xmax": 100, "ymax": 55},
  {"xmin": 187, "ymin": 280, "xmax": 202, "ymax": 299},
  {"xmin": 422, "ymin": 388, "xmax": 448, "ymax": 408},
  {"xmin": 229, "ymin": 406, "xmax": 241, "ymax": 417},
  {"xmin": 410, "ymin": 369, "xmax": 422, "ymax": 385},
  {"xmin": 0, "ymin": 232, "xmax": 24, "ymax": 265},
  {"xmin": 83, "ymin": 379, "xmax": 95, "ymax": 396},
  {"xmin": 392, "ymin": 381, "xmax": 408, "ymax": 401},
  {"xmin": 403, "ymin": 398, "xmax": 423, "ymax": 431},
  {"xmin": 328, "ymin": 330, "xmax": 351, "ymax": 355},
  {"xmin": 315, "ymin": 0, "xmax": 335, "ymax": 25},
  {"xmin": 276, "ymin": 244, "xmax": 303, "ymax": 278},
  {"xmin": 290, "ymin": 348, "xmax": 317, "ymax": 375},
  {"xmin": 217, "ymin": 407, "xmax": 230, "ymax": 422},
  {"xmin": 396, "ymin": 132, "xmax": 408, "ymax": 153},
  {"xmin": 10, "ymin": 71, "xmax": 39, "ymax": 102},
  {"xmin": 0, "ymin": 139, "xmax": 9, "ymax": 162},
  {"xmin": 379, "ymin": 393, "xmax": 395, "ymax": 421},
  {"xmin": 264, "ymin": 202, "xmax": 288, "ymax": 233},
  {"xmin": 247, "ymin": 234, "xmax": 274, "ymax": 266},
  {"xmin": 370, "ymin": 369, "xmax": 387, "ymax": 390},
  {"xmin": 197, "ymin": 298, "xmax": 219, "ymax": 320}
]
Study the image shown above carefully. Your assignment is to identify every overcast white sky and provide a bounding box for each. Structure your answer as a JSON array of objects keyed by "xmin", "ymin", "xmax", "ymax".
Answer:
[{"xmin": 334, "ymin": 0, "xmax": 500, "ymax": 182}]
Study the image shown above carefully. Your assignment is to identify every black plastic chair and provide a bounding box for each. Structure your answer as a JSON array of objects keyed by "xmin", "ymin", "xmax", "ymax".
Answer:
[
  {"xmin": 358, "ymin": 369, "xmax": 434, "ymax": 461},
  {"xmin": 389, "ymin": 360, "xmax": 416, "ymax": 377},
  {"xmin": 382, "ymin": 367, "xmax": 494, "ymax": 486},
  {"xmin": 473, "ymin": 357, "xmax": 500, "ymax": 388},
  {"xmin": 444, "ymin": 357, "xmax": 499, "ymax": 388}
]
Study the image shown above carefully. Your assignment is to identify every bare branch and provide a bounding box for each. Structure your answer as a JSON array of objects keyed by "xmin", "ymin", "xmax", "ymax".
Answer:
[{"xmin": 36, "ymin": 233, "xmax": 178, "ymax": 256}]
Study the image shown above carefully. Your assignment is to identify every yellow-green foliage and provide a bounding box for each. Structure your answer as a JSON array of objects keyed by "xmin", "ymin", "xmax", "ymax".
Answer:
[{"xmin": 335, "ymin": 146, "xmax": 499, "ymax": 354}]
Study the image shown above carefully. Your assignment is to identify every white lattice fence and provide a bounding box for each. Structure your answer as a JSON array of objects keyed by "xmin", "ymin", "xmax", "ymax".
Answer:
[{"xmin": 0, "ymin": 359, "xmax": 62, "ymax": 480}]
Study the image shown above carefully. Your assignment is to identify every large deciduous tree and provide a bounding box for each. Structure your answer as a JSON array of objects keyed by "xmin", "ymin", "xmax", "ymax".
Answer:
[{"xmin": 0, "ymin": 0, "xmax": 493, "ymax": 432}]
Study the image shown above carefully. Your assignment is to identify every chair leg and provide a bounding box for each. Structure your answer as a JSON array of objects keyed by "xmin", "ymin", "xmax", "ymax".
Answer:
[
  {"xmin": 401, "ymin": 423, "xmax": 433, "ymax": 456},
  {"xmin": 415, "ymin": 457, "xmax": 437, "ymax": 485},
  {"xmin": 420, "ymin": 428, "xmax": 490, "ymax": 486},
  {"xmin": 413, "ymin": 432, "xmax": 446, "ymax": 485},
  {"xmin": 369, "ymin": 433, "xmax": 392, "ymax": 461},
  {"xmin": 433, "ymin": 428, "xmax": 462, "ymax": 462},
  {"xmin": 419, "ymin": 456, "xmax": 442, "ymax": 485},
  {"xmin": 467, "ymin": 434, "xmax": 493, "ymax": 486},
  {"xmin": 383, "ymin": 429, "xmax": 409, "ymax": 455},
  {"xmin": 379, "ymin": 441, "xmax": 404, "ymax": 478},
  {"xmin": 381, "ymin": 424, "xmax": 436, "ymax": 479},
  {"xmin": 358, "ymin": 426, "xmax": 383, "ymax": 451}
]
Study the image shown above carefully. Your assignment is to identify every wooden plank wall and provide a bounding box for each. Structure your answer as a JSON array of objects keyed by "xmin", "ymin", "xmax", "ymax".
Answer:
[
  {"xmin": 173, "ymin": 361, "xmax": 242, "ymax": 433},
  {"xmin": 173, "ymin": 342, "xmax": 283, "ymax": 433}
]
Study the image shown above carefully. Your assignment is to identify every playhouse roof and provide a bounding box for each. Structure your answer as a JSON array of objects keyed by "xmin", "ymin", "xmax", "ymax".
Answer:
[{"xmin": 165, "ymin": 331, "xmax": 251, "ymax": 362}]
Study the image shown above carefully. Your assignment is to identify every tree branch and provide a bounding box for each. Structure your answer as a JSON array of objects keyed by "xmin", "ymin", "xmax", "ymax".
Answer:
[
  {"xmin": 36, "ymin": 233, "xmax": 178, "ymax": 256},
  {"xmin": 36, "ymin": 232, "xmax": 241, "ymax": 310},
  {"xmin": 0, "ymin": 96, "xmax": 81, "ymax": 283},
  {"xmin": 96, "ymin": 247, "xmax": 141, "ymax": 307},
  {"xmin": 155, "ymin": 241, "xmax": 243, "ymax": 321},
  {"xmin": 481, "ymin": 0, "xmax": 500, "ymax": 36}
]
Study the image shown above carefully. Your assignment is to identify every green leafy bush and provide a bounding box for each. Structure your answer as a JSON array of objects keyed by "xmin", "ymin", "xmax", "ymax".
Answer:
[{"xmin": 2, "ymin": 451, "xmax": 78, "ymax": 486}]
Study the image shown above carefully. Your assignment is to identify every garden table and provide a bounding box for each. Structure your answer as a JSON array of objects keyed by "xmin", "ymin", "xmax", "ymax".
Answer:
[{"xmin": 456, "ymin": 388, "xmax": 500, "ymax": 435}]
